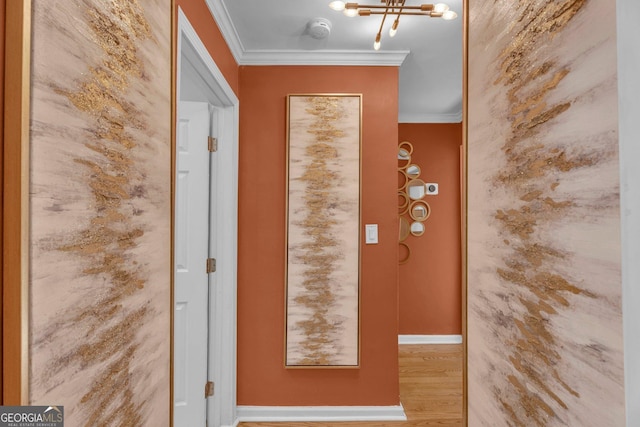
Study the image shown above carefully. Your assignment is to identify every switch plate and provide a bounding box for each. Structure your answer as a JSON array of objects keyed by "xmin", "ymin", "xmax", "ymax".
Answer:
[{"xmin": 365, "ymin": 224, "xmax": 378, "ymax": 244}]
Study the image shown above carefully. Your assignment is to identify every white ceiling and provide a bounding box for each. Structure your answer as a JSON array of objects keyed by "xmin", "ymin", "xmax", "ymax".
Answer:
[{"xmin": 207, "ymin": 0, "xmax": 463, "ymax": 123}]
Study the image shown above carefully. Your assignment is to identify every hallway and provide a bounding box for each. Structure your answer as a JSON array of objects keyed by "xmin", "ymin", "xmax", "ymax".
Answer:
[{"xmin": 239, "ymin": 344, "xmax": 463, "ymax": 426}]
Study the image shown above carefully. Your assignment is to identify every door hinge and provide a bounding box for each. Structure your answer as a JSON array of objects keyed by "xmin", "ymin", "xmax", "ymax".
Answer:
[
  {"xmin": 208, "ymin": 136, "xmax": 218, "ymax": 152},
  {"xmin": 205, "ymin": 381, "xmax": 214, "ymax": 398},
  {"xmin": 206, "ymin": 258, "xmax": 216, "ymax": 274}
]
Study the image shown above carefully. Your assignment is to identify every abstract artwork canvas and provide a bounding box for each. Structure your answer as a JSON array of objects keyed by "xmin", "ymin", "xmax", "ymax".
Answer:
[
  {"xmin": 28, "ymin": 0, "xmax": 171, "ymax": 425},
  {"xmin": 285, "ymin": 94, "xmax": 361, "ymax": 367},
  {"xmin": 467, "ymin": 0, "xmax": 624, "ymax": 425}
]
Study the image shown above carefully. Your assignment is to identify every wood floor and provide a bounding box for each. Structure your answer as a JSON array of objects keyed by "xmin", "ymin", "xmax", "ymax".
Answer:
[{"xmin": 239, "ymin": 344, "xmax": 464, "ymax": 426}]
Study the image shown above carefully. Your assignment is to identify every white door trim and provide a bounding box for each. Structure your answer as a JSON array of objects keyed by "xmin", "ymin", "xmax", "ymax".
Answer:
[{"xmin": 177, "ymin": 8, "xmax": 239, "ymax": 427}]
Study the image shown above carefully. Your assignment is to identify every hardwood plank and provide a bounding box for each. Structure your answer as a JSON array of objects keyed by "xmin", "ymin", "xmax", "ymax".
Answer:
[{"xmin": 238, "ymin": 344, "xmax": 463, "ymax": 427}]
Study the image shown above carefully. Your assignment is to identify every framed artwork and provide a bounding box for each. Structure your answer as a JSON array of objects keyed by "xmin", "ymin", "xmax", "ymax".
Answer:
[
  {"xmin": 468, "ymin": 0, "xmax": 624, "ymax": 425},
  {"xmin": 4, "ymin": 0, "xmax": 172, "ymax": 424},
  {"xmin": 285, "ymin": 94, "xmax": 362, "ymax": 368}
]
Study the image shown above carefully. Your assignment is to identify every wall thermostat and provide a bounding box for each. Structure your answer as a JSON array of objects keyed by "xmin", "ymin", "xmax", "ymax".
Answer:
[{"xmin": 426, "ymin": 183, "xmax": 439, "ymax": 195}]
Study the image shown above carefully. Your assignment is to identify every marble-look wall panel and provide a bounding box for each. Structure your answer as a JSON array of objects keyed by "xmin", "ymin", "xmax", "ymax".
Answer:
[
  {"xmin": 467, "ymin": 0, "xmax": 624, "ymax": 425},
  {"xmin": 29, "ymin": 0, "xmax": 171, "ymax": 425}
]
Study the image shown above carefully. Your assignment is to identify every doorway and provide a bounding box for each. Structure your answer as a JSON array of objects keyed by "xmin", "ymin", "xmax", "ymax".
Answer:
[
  {"xmin": 174, "ymin": 8, "xmax": 239, "ymax": 427},
  {"xmin": 174, "ymin": 100, "xmax": 216, "ymax": 425}
]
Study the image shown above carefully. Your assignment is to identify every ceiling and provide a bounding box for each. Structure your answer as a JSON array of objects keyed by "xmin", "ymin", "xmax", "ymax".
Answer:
[{"xmin": 207, "ymin": 0, "xmax": 463, "ymax": 123}]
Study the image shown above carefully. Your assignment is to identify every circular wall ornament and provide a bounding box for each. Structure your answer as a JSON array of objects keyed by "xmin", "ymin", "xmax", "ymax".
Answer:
[
  {"xmin": 399, "ymin": 217, "xmax": 410, "ymax": 241},
  {"xmin": 410, "ymin": 221, "xmax": 425, "ymax": 236},
  {"xmin": 398, "ymin": 191, "xmax": 410, "ymax": 215},
  {"xmin": 406, "ymin": 164, "xmax": 421, "ymax": 179},
  {"xmin": 398, "ymin": 141, "xmax": 413, "ymax": 156},
  {"xmin": 409, "ymin": 200, "xmax": 431, "ymax": 221},
  {"xmin": 407, "ymin": 179, "xmax": 427, "ymax": 200},
  {"xmin": 399, "ymin": 243, "xmax": 411, "ymax": 264},
  {"xmin": 398, "ymin": 142, "xmax": 412, "ymax": 169},
  {"xmin": 398, "ymin": 169, "xmax": 409, "ymax": 190}
]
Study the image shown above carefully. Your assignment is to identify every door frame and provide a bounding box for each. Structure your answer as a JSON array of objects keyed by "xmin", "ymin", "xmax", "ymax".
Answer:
[{"xmin": 175, "ymin": 8, "xmax": 239, "ymax": 427}]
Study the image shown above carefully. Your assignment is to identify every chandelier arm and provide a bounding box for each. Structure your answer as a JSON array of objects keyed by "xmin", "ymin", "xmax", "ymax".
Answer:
[
  {"xmin": 368, "ymin": 11, "xmax": 436, "ymax": 15},
  {"xmin": 393, "ymin": 0, "xmax": 406, "ymax": 24},
  {"xmin": 356, "ymin": 3, "xmax": 433, "ymax": 10},
  {"xmin": 376, "ymin": 0, "xmax": 393, "ymax": 40}
]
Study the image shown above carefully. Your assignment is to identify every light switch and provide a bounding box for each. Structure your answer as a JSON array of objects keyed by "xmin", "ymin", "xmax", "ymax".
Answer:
[{"xmin": 365, "ymin": 224, "xmax": 378, "ymax": 244}]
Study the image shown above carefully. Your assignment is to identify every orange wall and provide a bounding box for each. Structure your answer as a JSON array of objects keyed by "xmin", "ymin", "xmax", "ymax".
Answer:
[
  {"xmin": 398, "ymin": 123, "xmax": 462, "ymax": 335},
  {"xmin": 238, "ymin": 65, "xmax": 400, "ymax": 406},
  {"xmin": 174, "ymin": 0, "xmax": 238, "ymax": 95}
]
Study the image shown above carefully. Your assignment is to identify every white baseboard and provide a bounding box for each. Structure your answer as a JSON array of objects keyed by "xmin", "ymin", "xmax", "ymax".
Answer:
[
  {"xmin": 236, "ymin": 404, "xmax": 407, "ymax": 422},
  {"xmin": 398, "ymin": 334, "xmax": 463, "ymax": 345}
]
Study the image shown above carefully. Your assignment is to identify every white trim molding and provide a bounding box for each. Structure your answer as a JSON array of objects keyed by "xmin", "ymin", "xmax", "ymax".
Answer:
[
  {"xmin": 236, "ymin": 405, "xmax": 407, "ymax": 423},
  {"xmin": 398, "ymin": 335, "xmax": 463, "ymax": 345},
  {"xmin": 241, "ymin": 49, "xmax": 409, "ymax": 67},
  {"xmin": 399, "ymin": 110, "xmax": 463, "ymax": 124},
  {"xmin": 178, "ymin": 9, "xmax": 238, "ymax": 105},
  {"xmin": 204, "ymin": 0, "xmax": 244, "ymax": 63}
]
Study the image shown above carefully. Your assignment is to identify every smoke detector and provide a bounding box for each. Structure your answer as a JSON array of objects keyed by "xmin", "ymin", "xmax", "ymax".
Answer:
[{"xmin": 307, "ymin": 18, "xmax": 332, "ymax": 39}]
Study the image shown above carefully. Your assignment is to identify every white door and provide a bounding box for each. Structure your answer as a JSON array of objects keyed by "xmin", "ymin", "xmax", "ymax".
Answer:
[{"xmin": 174, "ymin": 101, "xmax": 213, "ymax": 427}]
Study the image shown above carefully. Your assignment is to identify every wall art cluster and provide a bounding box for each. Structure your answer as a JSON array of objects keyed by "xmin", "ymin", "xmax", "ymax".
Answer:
[{"xmin": 397, "ymin": 140, "xmax": 432, "ymax": 264}]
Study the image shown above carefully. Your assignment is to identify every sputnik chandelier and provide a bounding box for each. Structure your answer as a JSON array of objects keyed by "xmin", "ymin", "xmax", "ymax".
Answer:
[{"xmin": 328, "ymin": 1, "xmax": 457, "ymax": 50}]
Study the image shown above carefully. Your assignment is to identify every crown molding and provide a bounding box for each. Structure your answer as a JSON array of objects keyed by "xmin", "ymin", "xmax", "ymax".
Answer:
[
  {"xmin": 240, "ymin": 49, "xmax": 409, "ymax": 66},
  {"xmin": 205, "ymin": 0, "xmax": 244, "ymax": 64},
  {"xmin": 399, "ymin": 109, "xmax": 463, "ymax": 123}
]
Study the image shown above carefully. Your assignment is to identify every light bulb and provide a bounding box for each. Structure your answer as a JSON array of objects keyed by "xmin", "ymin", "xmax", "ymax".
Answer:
[
  {"xmin": 389, "ymin": 20, "xmax": 399, "ymax": 37},
  {"xmin": 329, "ymin": 1, "xmax": 345, "ymax": 11},
  {"xmin": 344, "ymin": 8, "xmax": 358, "ymax": 17},
  {"xmin": 434, "ymin": 3, "xmax": 450, "ymax": 13},
  {"xmin": 374, "ymin": 33, "xmax": 381, "ymax": 50},
  {"xmin": 442, "ymin": 10, "xmax": 457, "ymax": 20}
]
